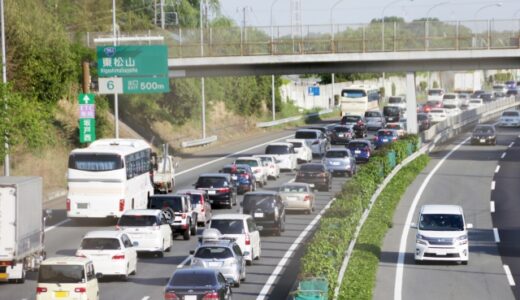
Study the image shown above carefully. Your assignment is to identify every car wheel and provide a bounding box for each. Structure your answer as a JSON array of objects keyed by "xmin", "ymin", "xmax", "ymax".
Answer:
[
  {"xmin": 414, "ymin": 259, "xmax": 422, "ymax": 265},
  {"xmin": 190, "ymin": 220, "xmax": 197, "ymax": 236},
  {"xmin": 130, "ymin": 264, "xmax": 137, "ymax": 275},
  {"xmin": 462, "ymin": 260, "xmax": 468, "ymax": 265},
  {"xmin": 234, "ymin": 280, "xmax": 240, "ymax": 288},
  {"xmin": 183, "ymin": 227, "xmax": 191, "ymax": 240}
]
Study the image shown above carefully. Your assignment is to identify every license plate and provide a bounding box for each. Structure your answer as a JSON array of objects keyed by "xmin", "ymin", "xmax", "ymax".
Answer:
[
  {"xmin": 286, "ymin": 196, "xmax": 298, "ymax": 201},
  {"xmin": 209, "ymin": 199, "xmax": 213, "ymax": 204},
  {"xmin": 331, "ymin": 161, "xmax": 340, "ymax": 165},
  {"xmin": 382, "ymin": 139, "xmax": 388, "ymax": 142},
  {"xmin": 55, "ymin": 291, "xmax": 69, "ymax": 298},
  {"xmin": 435, "ymin": 249, "xmax": 447, "ymax": 256},
  {"xmin": 254, "ymin": 212, "xmax": 264, "ymax": 218},
  {"xmin": 185, "ymin": 296, "xmax": 197, "ymax": 300},
  {"xmin": 338, "ymin": 134, "xmax": 344, "ymax": 137},
  {"xmin": 354, "ymin": 150, "xmax": 361, "ymax": 154},
  {"xmin": 0, "ymin": 273, "xmax": 7, "ymax": 279},
  {"xmin": 208, "ymin": 262, "xmax": 222, "ymax": 267},
  {"xmin": 480, "ymin": 139, "xmax": 485, "ymax": 143},
  {"xmin": 77, "ymin": 203, "xmax": 89, "ymax": 209},
  {"xmin": 208, "ymin": 190, "xmax": 216, "ymax": 195}
]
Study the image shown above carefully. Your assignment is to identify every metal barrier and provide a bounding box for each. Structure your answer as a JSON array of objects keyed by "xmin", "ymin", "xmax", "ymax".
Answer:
[
  {"xmin": 256, "ymin": 109, "xmax": 334, "ymax": 128},
  {"xmin": 180, "ymin": 135, "xmax": 218, "ymax": 148}
]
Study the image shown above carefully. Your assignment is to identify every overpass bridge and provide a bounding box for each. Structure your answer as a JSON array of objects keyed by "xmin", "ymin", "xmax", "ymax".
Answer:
[{"xmin": 90, "ymin": 18, "xmax": 520, "ymax": 134}]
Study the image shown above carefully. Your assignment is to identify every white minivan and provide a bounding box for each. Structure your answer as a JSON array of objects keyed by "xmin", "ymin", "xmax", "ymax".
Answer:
[
  {"xmin": 412, "ymin": 205, "xmax": 472, "ymax": 264},
  {"xmin": 36, "ymin": 257, "xmax": 100, "ymax": 300},
  {"xmin": 265, "ymin": 142, "xmax": 298, "ymax": 171}
]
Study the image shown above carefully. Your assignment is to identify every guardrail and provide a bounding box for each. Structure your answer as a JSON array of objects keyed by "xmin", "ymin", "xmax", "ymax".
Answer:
[
  {"xmin": 256, "ymin": 109, "xmax": 334, "ymax": 128},
  {"xmin": 180, "ymin": 135, "xmax": 218, "ymax": 148}
]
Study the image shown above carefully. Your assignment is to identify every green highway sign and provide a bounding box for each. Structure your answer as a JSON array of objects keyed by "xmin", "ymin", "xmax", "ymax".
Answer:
[
  {"xmin": 78, "ymin": 93, "xmax": 95, "ymax": 105},
  {"xmin": 123, "ymin": 77, "xmax": 170, "ymax": 94},
  {"xmin": 79, "ymin": 118, "xmax": 96, "ymax": 143},
  {"xmin": 97, "ymin": 45, "xmax": 168, "ymax": 77}
]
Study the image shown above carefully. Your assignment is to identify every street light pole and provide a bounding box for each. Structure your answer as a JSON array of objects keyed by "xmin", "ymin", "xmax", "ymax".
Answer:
[
  {"xmin": 473, "ymin": 2, "xmax": 502, "ymax": 19},
  {"xmin": 112, "ymin": 0, "xmax": 119, "ymax": 139},
  {"xmin": 270, "ymin": 0, "xmax": 280, "ymax": 121},
  {"xmin": 425, "ymin": 1, "xmax": 450, "ymax": 51},
  {"xmin": 1, "ymin": 0, "xmax": 8, "ymax": 176},
  {"xmin": 200, "ymin": 0, "xmax": 207, "ymax": 138},
  {"xmin": 330, "ymin": 0, "xmax": 345, "ymax": 107}
]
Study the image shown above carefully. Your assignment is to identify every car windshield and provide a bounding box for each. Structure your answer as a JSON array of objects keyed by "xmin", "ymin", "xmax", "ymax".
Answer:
[
  {"xmin": 474, "ymin": 127, "xmax": 494, "ymax": 134},
  {"xmin": 289, "ymin": 141, "xmax": 303, "ymax": 148},
  {"xmin": 242, "ymin": 195, "xmax": 275, "ymax": 213},
  {"xmin": 417, "ymin": 114, "xmax": 427, "ymax": 121},
  {"xmin": 388, "ymin": 97, "xmax": 403, "ymax": 103},
  {"xmin": 378, "ymin": 130, "xmax": 394, "ymax": 137},
  {"xmin": 365, "ymin": 111, "xmax": 381, "ymax": 117},
  {"xmin": 38, "ymin": 265, "xmax": 85, "ymax": 284},
  {"xmin": 419, "ymin": 213, "xmax": 464, "ymax": 231},
  {"xmin": 235, "ymin": 160, "xmax": 258, "ymax": 167},
  {"xmin": 279, "ymin": 185, "xmax": 308, "ymax": 193},
  {"xmin": 503, "ymin": 111, "xmax": 519, "ymax": 117},
  {"xmin": 348, "ymin": 142, "xmax": 368, "ymax": 148},
  {"xmin": 148, "ymin": 196, "xmax": 184, "ymax": 211},
  {"xmin": 170, "ymin": 272, "xmax": 216, "ymax": 287},
  {"xmin": 444, "ymin": 104, "xmax": 457, "ymax": 109},
  {"xmin": 295, "ymin": 131, "xmax": 318, "ymax": 139},
  {"xmin": 341, "ymin": 89, "xmax": 366, "ymax": 98},
  {"xmin": 428, "ymin": 90, "xmax": 443, "ymax": 95},
  {"xmin": 469, "ymin": 100, "xmax": 481, "ymax": 104},
  {"xmin": 343, "ymin": 116, "xmax": 361, "ymax": 123},
  {"xmin": 325, "ymin": 150, "xmax": 349, "ymax": 158},
  {"xmin": 443, "ymin": 95, "xmax": 456, "ymax": 99},
  {"xmin": 197, "ymin": 177, "xmax": 227, "ymax": 187},
  {"xmin": 333, "ymin": 126, "xmax": 350, "ymax": 133},
  {"xmin": 383, "ymin": 107, "xmax": 400, "ymax": 115},
  {"xmin": 210, "ymin": 219, "xmax": 245, "ymax": 234},
  {"xmin": 118, "ymin": 215, "xmax": 157, "ymax": 227},
  {"xmin": 194, "ymin": 247, "xmax": 234, "ymax": 259},
  {"xmin": 80, "ymin": 238, "xmax": 120, "ymax": 250},
  {"xmin": 266, "ymin": 145, "xmax": 290, "ymax": 154},
  {"xmin": 300, "ymin": 164, "xmax": 325, "ymax": 172}
]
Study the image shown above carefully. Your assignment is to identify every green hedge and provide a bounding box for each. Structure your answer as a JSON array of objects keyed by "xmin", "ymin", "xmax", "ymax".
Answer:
[
  {"xmin": 298, "ymin": 135, "xmax": 423, "ymax": 298},
  {"xmin": 339, "ymin": 154, "xmax": 429, "ymax": 299}
]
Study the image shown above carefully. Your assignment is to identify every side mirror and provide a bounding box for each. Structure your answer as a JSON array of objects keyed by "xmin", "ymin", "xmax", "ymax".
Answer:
[
  {"xmin": 410, "ymin": 222, "xmax": 417, "ymax": 229},
  {"xmin": 466, "ymin": 223, "xmax": 473, "ymax": 229},
  {"xmin": 95, "ymin": 273, "xmax": 103, "ymax": 279},
  {"xmin": 225, "ymin": 278, "xmax": 234, "ymax": 287},
  {"xmin": 132, "ymin": 241, "xmax": 139, "ymax": 247},
  {"xmin": 189, "ymin": 250, "xmax": 195, "ymax": 255}
]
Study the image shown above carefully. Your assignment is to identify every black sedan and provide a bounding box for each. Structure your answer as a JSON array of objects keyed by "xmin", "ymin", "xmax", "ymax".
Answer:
[
  {"xmin": 471, "ymin": 124, "xmax": 497, "ymax": 145},
  {"xmin": 295, "ymin": 163, "xmax": 332, "ymax": 192},
  {"xmin": 164, "ymin": 268, "xmax": 232, "ymax": 300}
]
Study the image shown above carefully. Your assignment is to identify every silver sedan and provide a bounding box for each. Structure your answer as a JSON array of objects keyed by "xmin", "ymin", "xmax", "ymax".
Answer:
[{"xmin": 278, "ymin": 182, "xmax": 315, "ymax": 214}]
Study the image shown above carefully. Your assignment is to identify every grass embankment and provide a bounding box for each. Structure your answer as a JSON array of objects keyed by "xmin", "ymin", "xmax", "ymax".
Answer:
[{"xmin": 339, "ymin": 154, "xmax": 430, "ymax": 299}]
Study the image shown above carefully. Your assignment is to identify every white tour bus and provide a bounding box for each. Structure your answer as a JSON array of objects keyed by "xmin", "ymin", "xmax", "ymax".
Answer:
[
  {"xmin": 339, "ymin": 85, "xmax": 380, "ymax": 116},
  {"xmin": 67, "ymin": 139, "xmax": 155, "ymax": 219}
]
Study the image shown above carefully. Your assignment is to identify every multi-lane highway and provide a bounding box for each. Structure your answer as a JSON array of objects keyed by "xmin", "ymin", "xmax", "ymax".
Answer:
[
  {"xmin": 374, "ymin": 124, "xmax": 519, "ymax": 300},
  {"xmin": 1, "ymin": 126, "xmax": 355, "ymax": 300}
]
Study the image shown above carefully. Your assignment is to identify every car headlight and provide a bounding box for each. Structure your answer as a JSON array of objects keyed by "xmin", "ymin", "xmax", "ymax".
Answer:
[
  {"xmin": 416, "ymin": 234, "xmax": 428, "ymax": 245},
  {"xmin": 456, "ymin": 234, "xmax": 468, "ymax": 245}
]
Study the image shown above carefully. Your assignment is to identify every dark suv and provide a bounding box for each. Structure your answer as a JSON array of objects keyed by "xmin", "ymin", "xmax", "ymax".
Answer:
[
  {"xmin": 195, "ymin": 173, "xmax": 237, "ymax": 209},
  {"xmin": 241, "ymin": 191, "xmax": 286, "ymax": 236},
  {"xmin": 148, "ymin": 194, "xmax": 197, "ymax": 240}
]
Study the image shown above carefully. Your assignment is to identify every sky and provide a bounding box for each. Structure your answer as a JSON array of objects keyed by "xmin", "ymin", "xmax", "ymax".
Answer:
[{"xmin": 218, "ymin": 0, "xmax": 520, "ymax": 27}]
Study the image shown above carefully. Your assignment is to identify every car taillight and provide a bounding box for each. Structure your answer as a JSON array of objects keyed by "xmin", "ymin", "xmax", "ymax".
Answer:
[
  {"xmin": 364, "ymin": 147, "xmax": 370, "ymax": 152},
  {"xmin": 36, "ymin": 287, "xmax": 47, "ymax": 294},
  {"xmin": 153, "ymin": 224, "xmax": 160, "ymax": 231},
  {"xmin": 217, "ymin": 188, "xmax": 230, "ymax": 193},
  {"xmin": 202, "ymin": 292, "xmax": 220, "ymax": 300},
  {"xmin": 115, "ymin": 225, "xmax": 121, "ymax": 231},
  {"xmin": 243, "ymin": 174, "xmax": 250, "ymax": 179},
  {"xmin": 66, "ymin": 199, "xmax": 71, "ymax": 211},
  {"xmin": 74, "ymin": 287, "xmax": 86, "ymax": 293},
  {"xmin": 76, "ymin": 252, "xmax": 86, "ymax": 258},
  {"xmin": 112, "ymin": 254, "xmax": 125, "ymax": 260},
  {"xmin": 119, "ymin": 199, "xmax": 125, "ymax": 212},
  {"xmin": 164, "ymin": 292, "xmax": 179, "ymax": 300},
  {"xmin": 304, "ymin": 195, "xmax": 311, "ymax": 201},
  {"xmin": 245, "ymin": 234, "xmax": 251, "ymax": 245},
  {"xmin": 392, "ymin": 136, "xmax": 398, "ymax": 141}
]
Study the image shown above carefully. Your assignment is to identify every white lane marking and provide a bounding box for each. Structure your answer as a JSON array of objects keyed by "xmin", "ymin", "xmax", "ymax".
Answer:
[
  {"xmin": 141, "ymin": 297, "xmax": 150, "ymax": 300},
  {"xmin": 504, "ymin": 265, "xmax": 516, "ymax": 286},
  {"xmin": 491, "ymin": 181, "xmax": 496, "ymax": 190},
  {"xmin": 44, "ymin": 219, "xmax": 71, "ymax": 233},
  {"xmin": 394, "ymin": 136, "xmax": 470, "ymax": 300},
  {"xmin": 509, "ymin": 142, "xmax": 514, "ymax": 148},
  {"xmin": 256, "ymin": 198, "xmax": 336, "ymax": 300},
  {"xmin": 495, "ymin": 165, "xmax": 500, "ymax": 173},
  {"xmin": 176, "ymin": 134, "xmax": 294, "ymax": 177},
  {"xmin": 493, "ymin": 228, "xmax": 501, "ymax": 243},
  {"xmin": 490, "ymin": 201, "xmax": 495, "ymax": 213},
  {"xmin": 501, "ymin": 152, "xmax": 507, "ymax": 159},
  {"xmin": 177, "ymin": 255, "xmax": 192, "ymax": 268}
]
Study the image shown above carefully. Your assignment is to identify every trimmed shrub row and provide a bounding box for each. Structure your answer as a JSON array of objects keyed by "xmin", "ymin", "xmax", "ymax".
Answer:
[{"xmin": 298, "ymin": 134, "xmax": 422, "ymax": 299}]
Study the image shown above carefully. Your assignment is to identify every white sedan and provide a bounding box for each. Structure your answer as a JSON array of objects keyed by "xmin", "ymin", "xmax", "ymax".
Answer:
[
  {"xmin": 286, "ymin": 138, "xmax": 313, "ymax": 163},
  {"xmin": 76, "ymin": 230, "xmax": 137, "ymax": 280},
  {"xmin": 253, "ymin": 154, "xmax": 280, "ymax": 179},
  {"xmin": 443, "ymin": 104, "xmax": 462, "ymax": 117},
  {"xmin": 429, "ymin": 108, "xmax": 448, "ymax": 123},
  {"xmin": 467, "ymin": 99, "xmax": 483, "ymax": 110}
]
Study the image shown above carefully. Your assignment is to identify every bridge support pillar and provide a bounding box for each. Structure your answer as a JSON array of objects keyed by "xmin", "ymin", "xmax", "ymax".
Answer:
[{"xmin": 405, "ymin": 72, "xmax": 418, "ymax": 134}]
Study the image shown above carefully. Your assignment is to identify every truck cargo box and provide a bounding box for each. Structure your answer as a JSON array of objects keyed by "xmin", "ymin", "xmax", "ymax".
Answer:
[{"xmin": 0, "ymin": 177, "xmax": 43, "ymax": 261}]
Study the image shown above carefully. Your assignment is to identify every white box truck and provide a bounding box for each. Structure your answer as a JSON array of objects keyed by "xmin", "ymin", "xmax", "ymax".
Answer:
[{"xmin": 0, "ymin": 176, "xmax": 47, "ymax": 283}]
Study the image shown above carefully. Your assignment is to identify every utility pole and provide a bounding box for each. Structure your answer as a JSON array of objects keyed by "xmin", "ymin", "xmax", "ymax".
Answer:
[
  {"xmin": 154, "ymin": 0, "xmax": 157, "ymax": 26},
  {"xmin": 160, "ymin": 0, "xmax": 165, "ymax": 29},
  {"xmin": 1, "ymin": 0, "xmax": 8, "ymax": 176},
  {"xmin": 238, "ymin": 6, "xmax": 251, "ymax": 41},
  {"xmin": 112, "ymin": 0, "xmax": 119, "ymax": 139}
]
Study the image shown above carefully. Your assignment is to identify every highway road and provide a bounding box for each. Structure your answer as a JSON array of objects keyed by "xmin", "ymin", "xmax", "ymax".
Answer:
[
  {"xmin": 0, "ymin": 124, "xmax": 358, "ymax": 300},
  {"xmin": 492, "ymin": 128, "xmax": 520, "ymax": 299},
  {"xmin": 373, "ymin": 124, "xmax": 518, "ymax": 300}
]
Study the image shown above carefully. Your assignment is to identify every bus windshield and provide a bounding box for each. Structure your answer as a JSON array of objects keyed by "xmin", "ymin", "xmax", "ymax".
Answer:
[{"xmin": 341, "ymin": 89, "xmax": 366, "ymax": 98}]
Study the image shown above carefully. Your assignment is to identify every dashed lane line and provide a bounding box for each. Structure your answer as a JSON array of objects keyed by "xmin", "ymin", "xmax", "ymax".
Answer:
[
  {"xmin": 493, "ymin": 228, "xmax": 501, "ymax": 243},
  {"xmin": 504, "ymin": 265, "xmax": 516, "ymax": 286}
]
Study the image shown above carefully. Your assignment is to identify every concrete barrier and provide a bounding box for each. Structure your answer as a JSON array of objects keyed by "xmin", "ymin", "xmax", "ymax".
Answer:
[{"xmin": 256, "ymin": 109, "xmax": 334, "ymax": 128}]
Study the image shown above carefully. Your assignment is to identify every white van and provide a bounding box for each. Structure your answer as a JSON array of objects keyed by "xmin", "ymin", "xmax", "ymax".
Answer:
[
  {"xmin": 36, "ymin": 256, "xmax": 100, "ymax": 300},
  {"xmin": 412, "ymin": 205, "xmax": 472, "ymax": 264},
  {"xmin": 265, "ymin": 142, "xmax": 298, "ymax": 171}
]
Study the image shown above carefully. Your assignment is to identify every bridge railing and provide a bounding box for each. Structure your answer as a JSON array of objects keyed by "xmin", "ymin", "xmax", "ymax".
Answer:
[{"xmin": 86, "ymin": 19, "xmax": 520, "ymax": 58}]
